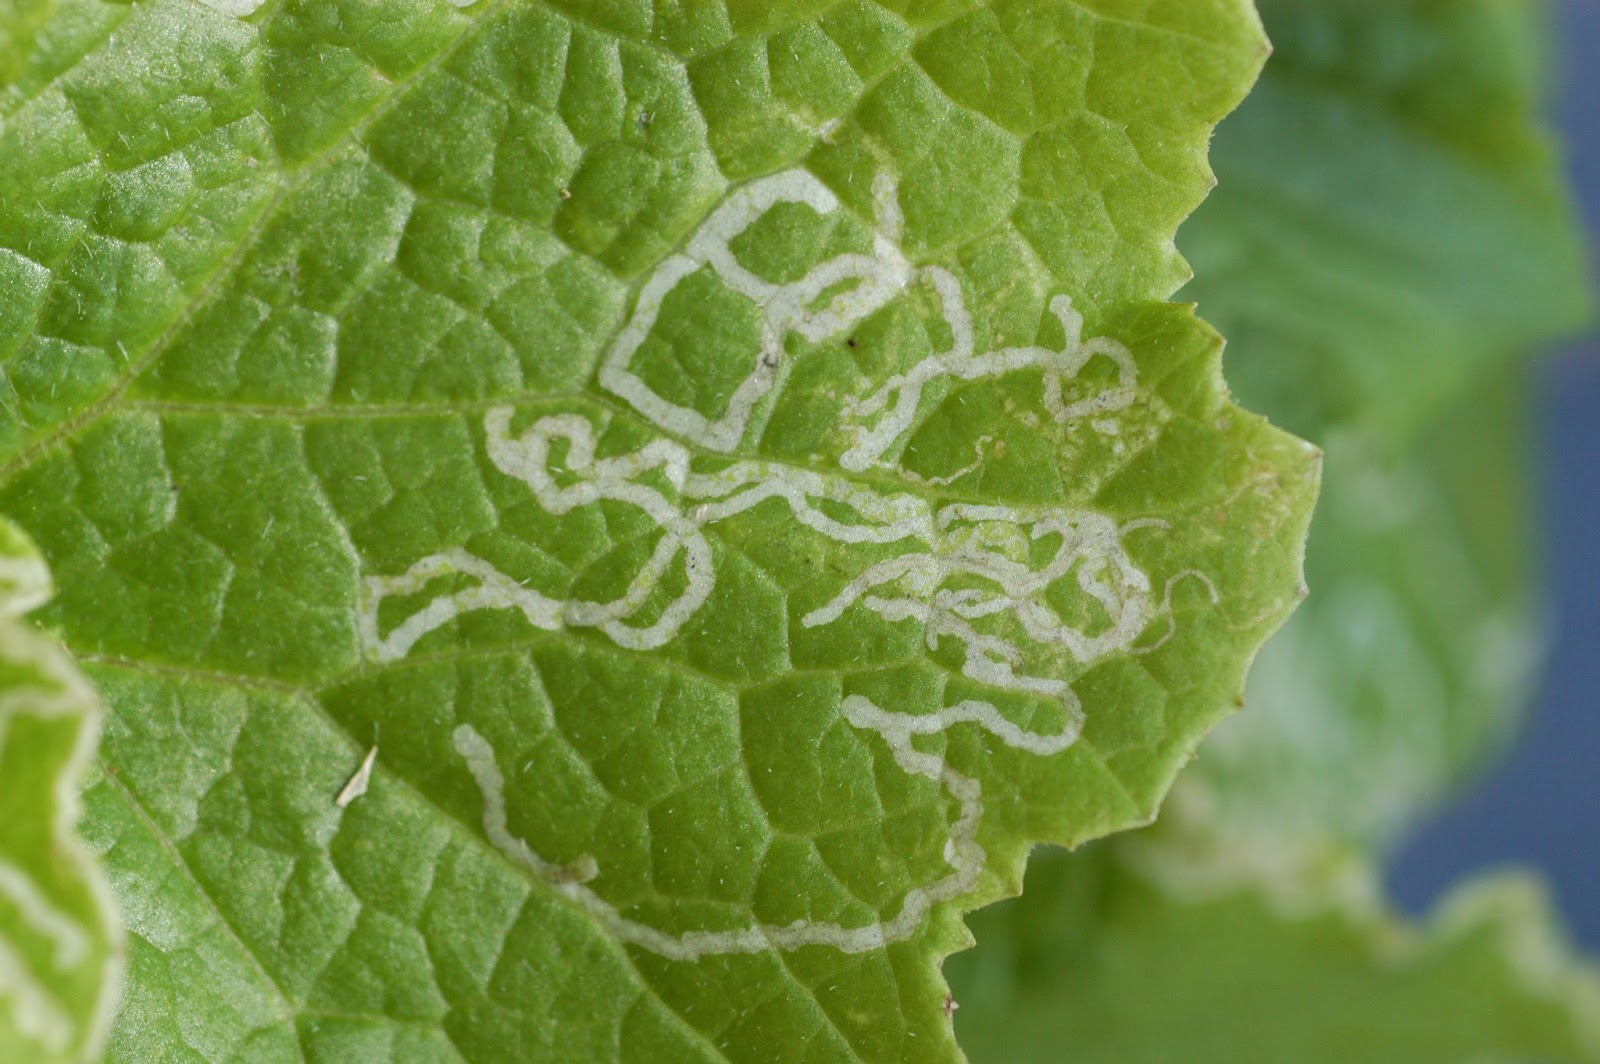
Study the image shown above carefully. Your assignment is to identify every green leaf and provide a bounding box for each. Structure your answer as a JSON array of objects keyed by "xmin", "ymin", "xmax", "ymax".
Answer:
[
  {"xmin": 0, "ymin": 517, "xmax": 122, "ymax": 1063},
  {"xmin": 1190, "ymin": 374, "xmax": 1542, "ymax": 851},
  {"xmin": 1183, "ymin": 0, "xmax": 1594, "ymax": 441},
  {"xmin": 0, "ymin": 0, "xmax": 1315, "ymax": 1060},
  {"xmin": 947, "ymin": 842, "xmax": 1600, "ymax": 1064}
]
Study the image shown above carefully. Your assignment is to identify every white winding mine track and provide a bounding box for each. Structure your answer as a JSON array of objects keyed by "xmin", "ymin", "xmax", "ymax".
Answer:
[{"xmin": 359, "ymin": 167, "xmax": 1179, "ymax": 959}]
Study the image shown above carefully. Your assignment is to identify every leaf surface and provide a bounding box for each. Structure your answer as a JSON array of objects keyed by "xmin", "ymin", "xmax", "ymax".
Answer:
[{"xmin": 0, "ymin": 0, "xmax": 1316, "ymax": 1060}]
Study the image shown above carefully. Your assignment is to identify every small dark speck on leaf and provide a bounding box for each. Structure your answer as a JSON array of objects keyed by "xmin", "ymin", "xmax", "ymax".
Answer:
[{"xmin": 846, "ymin": 337, "xmax": 859, "ymax": 348}]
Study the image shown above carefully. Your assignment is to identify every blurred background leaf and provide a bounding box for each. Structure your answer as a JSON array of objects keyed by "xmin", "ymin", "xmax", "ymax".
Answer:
[
  {"xmin": 948, "ymin": 0, "xmax": 1599, "ymax": 1058},
  {"xmin": 948, "ymin": 843, "xmax": 1600, "ymax": 1064},
  {"xmin": 1192, "ymin": 373, "xmax": 1539, "ymax": 853},
  {"xmin": 1184, "ymin": 0, "xmax": 1592, "ymax": 443}
]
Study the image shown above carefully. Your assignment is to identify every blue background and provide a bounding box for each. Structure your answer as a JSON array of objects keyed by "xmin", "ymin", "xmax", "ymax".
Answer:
[{"xmin": 1388, "ymin": 0, "xmax": 1599, "ymax": 949}]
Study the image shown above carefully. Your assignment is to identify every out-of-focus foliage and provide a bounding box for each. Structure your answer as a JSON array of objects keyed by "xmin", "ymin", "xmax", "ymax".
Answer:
[
  {"xmin": 951, "ymin": 0, "xmax": 1599, "ymax": 1059},
  {"xmin": 1184, "ymin": 0, "xmax": 1592, "ymax": 442},
  {"xmin": 951, "ymin": 842, "xmax": 1600, "ymax": 1064},
  {"xmin": 1195, "ymin": 376, "xmax": 1539, "ymax": 853},
  {"xmin": 0, "ymin": 518, "xmax": 121, "ymax": 1063}
]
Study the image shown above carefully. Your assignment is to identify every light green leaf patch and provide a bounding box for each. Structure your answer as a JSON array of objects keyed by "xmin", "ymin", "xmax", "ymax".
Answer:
[
  {"xmin": 0, "ymin": 0, "xmax": 1315, "ymax": 1060},
  {"xmin": 0, "ymin": 518, "xmax": 122, "ymax": 1063},
  {"xmin": 947, "ymin": 841, "xmax": 1600, "ymax": 1064}
]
